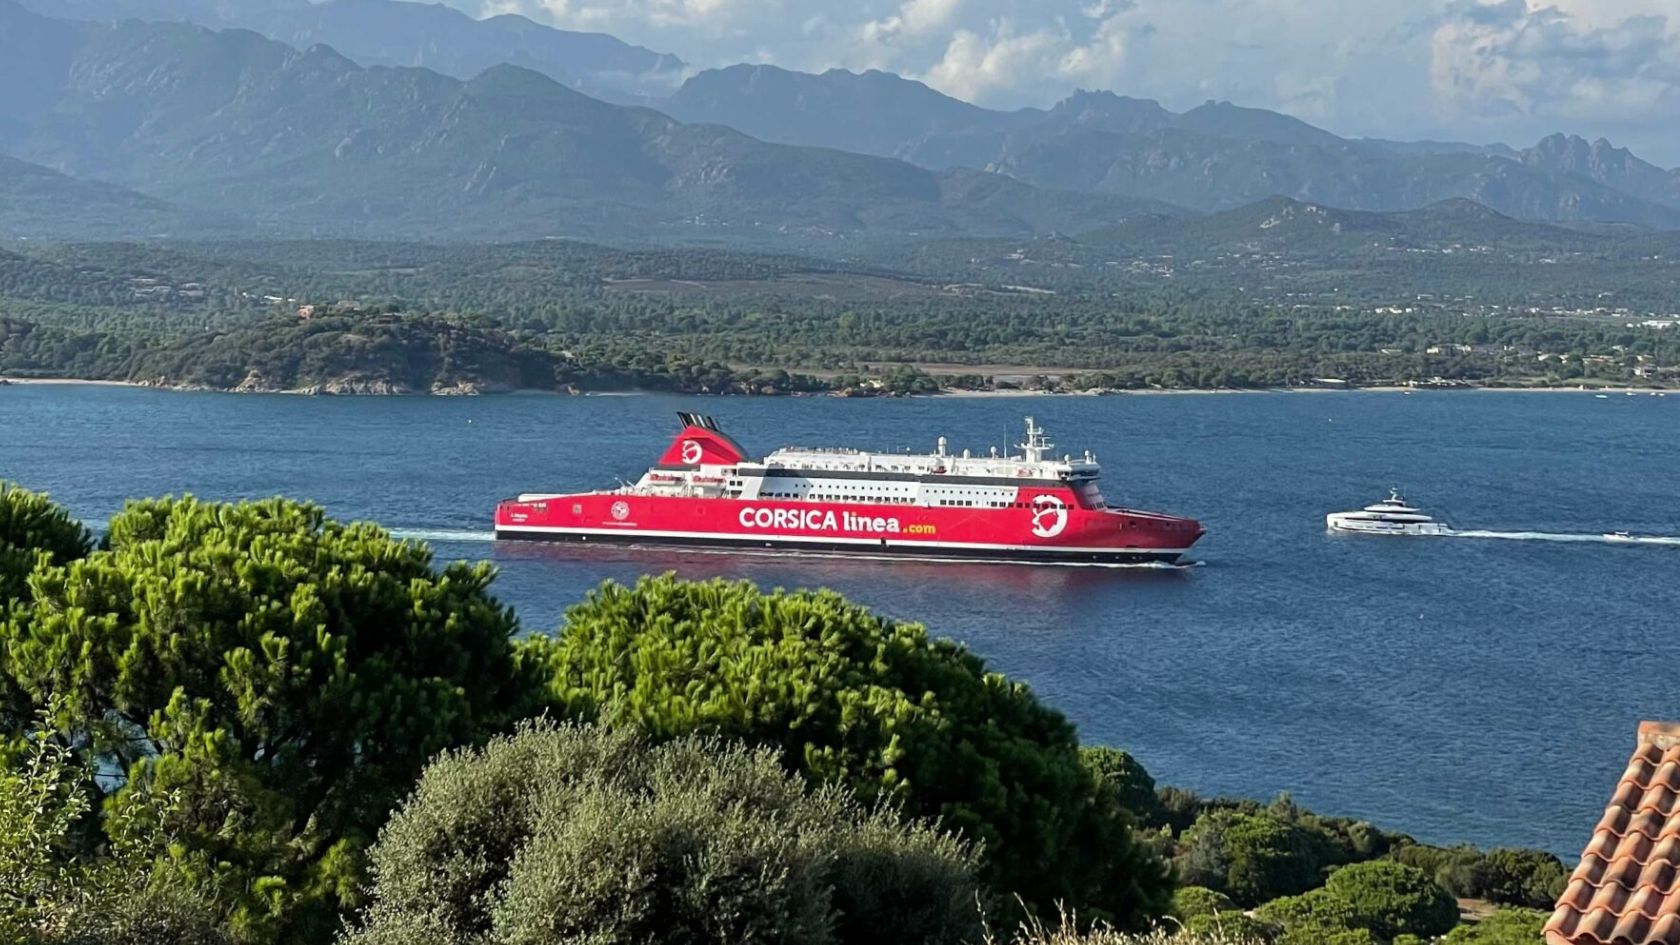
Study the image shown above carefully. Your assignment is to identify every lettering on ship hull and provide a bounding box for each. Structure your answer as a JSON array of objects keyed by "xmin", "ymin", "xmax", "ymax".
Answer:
[{"xmin": 738, "ymin": 507, "xmax": 903, "ymax": 534}]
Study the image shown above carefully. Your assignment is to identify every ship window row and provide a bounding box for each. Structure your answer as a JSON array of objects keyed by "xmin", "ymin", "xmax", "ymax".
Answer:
[{"xmin": 760, "ymin": 491, "xmax": 914, "ymax": 505}]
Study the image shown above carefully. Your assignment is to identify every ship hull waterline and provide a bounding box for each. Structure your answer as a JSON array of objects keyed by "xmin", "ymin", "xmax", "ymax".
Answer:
[{"xmin": 494, "ymin": 524, "xmax": 1193, "ymax": 566}]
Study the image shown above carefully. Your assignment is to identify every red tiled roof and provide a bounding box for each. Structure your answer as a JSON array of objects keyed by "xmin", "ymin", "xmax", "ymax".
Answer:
[{"xmin": 1547, "ymin": 722, "xmax": 1680, "ymax": 945}]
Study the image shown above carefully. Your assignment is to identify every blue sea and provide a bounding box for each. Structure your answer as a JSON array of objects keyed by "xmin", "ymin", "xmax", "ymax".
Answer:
[{"xmin": 3, "ymin": 384, "xmax": 1676, "ymax": 857}]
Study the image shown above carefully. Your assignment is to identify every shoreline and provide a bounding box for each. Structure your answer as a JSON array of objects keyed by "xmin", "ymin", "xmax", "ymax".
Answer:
[{"xmin": 3, "ymin": 375, "xmax": 1670, "ymax": 397}]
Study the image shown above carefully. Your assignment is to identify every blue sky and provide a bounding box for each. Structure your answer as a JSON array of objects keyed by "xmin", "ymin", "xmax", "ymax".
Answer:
[{"xmin": 457, "ymin": 0, "xmax": 1680, "ymax": 164}]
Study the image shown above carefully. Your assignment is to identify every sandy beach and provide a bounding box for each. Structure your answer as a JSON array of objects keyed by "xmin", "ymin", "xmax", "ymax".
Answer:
[{"xmin": 0, "ymin": 376, "xmax": 145, "ymax": 388}]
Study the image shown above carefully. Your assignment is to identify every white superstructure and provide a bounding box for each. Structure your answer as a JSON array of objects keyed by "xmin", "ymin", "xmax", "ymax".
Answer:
[
  {"xmin": 712, "ymin": 417, "xmax": 1111, "ymax": 510},
  {"xmin": 1326, "ymin": 489, "xmax": 1452, "ymax": 536}
]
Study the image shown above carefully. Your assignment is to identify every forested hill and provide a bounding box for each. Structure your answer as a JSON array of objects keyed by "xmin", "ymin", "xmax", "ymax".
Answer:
[
  {"xmin": 0, "ymin": 0, "xmax": 1168, "ymax": 244},
  {"xmin": 3, "ymin": 225, "xmax": 1679, "ymax": 394},
  {"xmin": 0, "ymin": 154, "xmax": 238, "ymax": 239}
]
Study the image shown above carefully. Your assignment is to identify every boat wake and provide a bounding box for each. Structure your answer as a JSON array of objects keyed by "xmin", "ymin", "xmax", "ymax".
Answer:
[
  {"xmin": 391, "ymin": 528, "xmax": 498, "ymax": 543},
  {"xmin": 1439, "ymin": 529, "xmax": 1680, "ymax": 547}
]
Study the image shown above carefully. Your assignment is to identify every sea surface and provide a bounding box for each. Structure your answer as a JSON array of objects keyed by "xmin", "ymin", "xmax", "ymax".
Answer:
[{"xmin": 3, "ymin": 384, "xmax": 1676, "ymax": 857}]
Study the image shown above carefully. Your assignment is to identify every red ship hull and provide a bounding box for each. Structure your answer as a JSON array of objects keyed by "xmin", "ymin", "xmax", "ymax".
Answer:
[
  {"xmin": 495, "ymin": 492, "xmax": 1202, "ymax": 565},
  {"xmin": 496, "ymin": 412, "xmax": 1203, "ymax": 566}
]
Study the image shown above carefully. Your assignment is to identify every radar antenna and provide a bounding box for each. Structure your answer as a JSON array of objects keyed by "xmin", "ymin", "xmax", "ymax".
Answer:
[{"xmin": 1018, "ymin": 417, "xmax": 1054, "ymax": 464}]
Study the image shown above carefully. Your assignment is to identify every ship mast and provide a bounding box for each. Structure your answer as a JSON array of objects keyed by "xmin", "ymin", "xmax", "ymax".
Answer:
[{"xmin": 1019, "ymin": 417, "xmax": 1053, "ymax": 463}]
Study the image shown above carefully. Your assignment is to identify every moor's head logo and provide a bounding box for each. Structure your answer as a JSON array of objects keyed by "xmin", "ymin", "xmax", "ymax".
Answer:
[
  {"xmin": 1030, "ymin": 495, "xmax": 1068, "ymax": 538},
  {"xmin": 680, "ymin": 439, "xmax": 704, "ymax": 464}
]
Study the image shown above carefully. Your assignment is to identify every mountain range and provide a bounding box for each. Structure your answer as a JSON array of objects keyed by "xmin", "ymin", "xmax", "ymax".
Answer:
[
  {"xmin": 0, "ymin": 0, "xmax": 1177, "ymax": 242},
  {"xmin": 15, "ymin": 0, "xmax": 685, "ymax": 101},
  {"xmin": 666, "ymin": 68, "xmax": 1680, "ymax": 228},
  {"xmin": 4, "ymin": 0, "xmax": 1680, "ymax": 245}
]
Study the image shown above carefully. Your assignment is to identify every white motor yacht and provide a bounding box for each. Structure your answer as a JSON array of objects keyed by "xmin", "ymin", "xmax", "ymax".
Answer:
[{"xmin": 1326, "ymin": 489, "xmax": 1451, "ymax": 536}]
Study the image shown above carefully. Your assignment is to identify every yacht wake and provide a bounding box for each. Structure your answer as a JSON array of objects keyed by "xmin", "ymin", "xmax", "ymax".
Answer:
[{"xmin": 1440, "ymin": 529, "xmax": 1680, "ymax": 547}]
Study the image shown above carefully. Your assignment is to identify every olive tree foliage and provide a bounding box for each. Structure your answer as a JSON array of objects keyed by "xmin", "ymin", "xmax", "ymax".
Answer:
[
  {"xmin": 0, "ymin": 481, "xmax": 91, "ymax": 604},
  {"xmin": 1, "ymin": 711, "xmax": 229, "ymax": 945},
  {"xmin": 0, "ymin": 496, "xmax": 540, "ymax": 943},
  {"xmin": 518, "ymin": 575, "xmax": 1171, "ymax": 924},
  {"xmin": 343, "ymin": 720, "xmax": 982, "ymax": 945}
]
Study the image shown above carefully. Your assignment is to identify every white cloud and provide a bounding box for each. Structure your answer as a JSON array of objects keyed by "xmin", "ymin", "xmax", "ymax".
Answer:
[
  {"xmin": 480, "ymin": 0, "xmax": 774, "ymax": 34},
  {"xmin": 921, "ymin": 21, "xmax": 1068, "ymax": 103},
  {"xmin": 861, "ymin": 0, "xmax": 965, "ymax": 43},
  {"xmin": 1431, "ymin": 0, "xmax": 1680, "ymax": 123},
  {"xmin": 460, "ymin": 0, "xmax": 1680, "ymax": 162}
]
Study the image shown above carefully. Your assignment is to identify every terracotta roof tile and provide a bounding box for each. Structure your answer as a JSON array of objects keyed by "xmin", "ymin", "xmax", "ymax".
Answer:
[{"xmin": 1548, "ymin": 723, "xmax": 1680, "ymax": 945}]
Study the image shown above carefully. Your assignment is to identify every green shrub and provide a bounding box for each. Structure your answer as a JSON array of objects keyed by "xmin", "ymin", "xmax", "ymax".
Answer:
[
  {"xmin": 1323, "ymin": 860, "xmax": 1459, "ymax": 939},
  {"xmin": 1472, "ymin": 848, "xmax": 1567, "ymax": 908},
  {"xmin": 1176, "ymin": 812, "xmax": 1324, "ymax": 906},
  {"xmin": 1, "ymin": 496, "xmax": 541, "ymax": 943},
  {"xmin": 0, "ymin": 715, "xmax": 229, "ymax": 945},
  {"xmin": 1274, "ymin": 928, "xmax": 1378, "ymax": 945},
  {"xmin": 0, "ymin": 481, "xmax": 91, "ymax": 603},
  {"xmin": 521, "ymin": 575, "xmax": 1169, "ymax": 924},
  {"xmin": 1254, "ymin": 889, "xmax": 1376, "ymax": 945},
  {"xmin": 1389, "ymin": 843, "xmax": 1484, "ymax": 898},
  {"xmin": 1255, "ymin": 889, "xmax": 1358, "ymax": 936},
  {"xmin": 1440, "ymin": 907, "xmax": 1549, "ymax": 944},
  {"xmin": 344, "ymin": 720, "xmax": 981, "ymax": 945},
  {"xmin": 1084, "ymin": 747, "xmax": 1166, "ymax": 828},
  {"xmin": 1181, "ymin": 912, "xmax": 1278, "ymax": 943},
  {"xmin": 1171, "ymin": 887, "xmax": 1238, "ymax": 921},
  {"xmin": 1, "ymin": 728, "xmax": 91, "ymax": 941},
  {"xmin": 1388, "ymin": 843, "xmax": 1565, "ymax": 907},
  {"xmin": 1157, "ymin": 787, "xmax": 1204, "ymax": 836}
]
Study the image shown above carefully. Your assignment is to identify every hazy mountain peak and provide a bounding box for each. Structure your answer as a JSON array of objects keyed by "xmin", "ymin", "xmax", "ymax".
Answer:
[
  {"xmin": 1414, "ymin": 197, "xmax": 1512, "ymax": 220},
  {"xmin": 1176, "ymin": 98, "xmax": 1342, "ymax": 147},
  {"xmin": 664, "ymin": 62, "xmax": 1010, "ymax": 162},
  {"xmin": 1519, "ymin": 131, "xmax": 1680, "ymax": 212},
  {"xmin": 467, "ymin": 61, "xmax": 565, "ymax": 91},
  {"xmin": 1050, "ymin": 89, "xmax": 1165, "ymax": 111}
]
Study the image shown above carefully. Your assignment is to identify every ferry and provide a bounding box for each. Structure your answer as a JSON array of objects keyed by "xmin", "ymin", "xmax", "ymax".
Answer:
[{"xmin": 494, "ymin": 413, "xmax": 1205, "ymax": 565}]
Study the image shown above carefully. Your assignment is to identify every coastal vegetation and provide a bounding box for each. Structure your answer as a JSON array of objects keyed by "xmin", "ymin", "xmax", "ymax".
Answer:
[
  {"xmin": 3, "ymin": 235, "xmax": 1679, "ymax": 394},
  {"xmin": 344, "ymin": 722, "xmax": 981, "ymax": 945},
  {"xmin": 1, "ymin": 482, "xmax": 1573, "ymax": 944}
]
